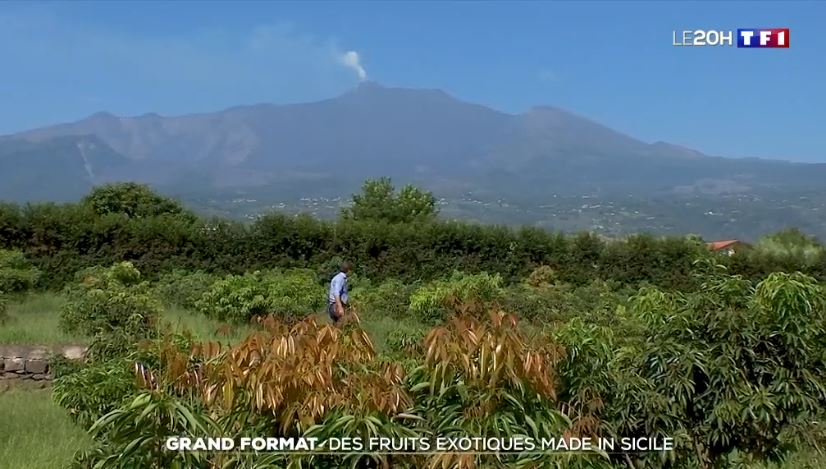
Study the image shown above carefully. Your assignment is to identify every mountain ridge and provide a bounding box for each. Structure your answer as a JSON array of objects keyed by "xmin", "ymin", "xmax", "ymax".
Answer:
[{"xmin": 1, "ymin": 82, "xmax": 824, "ymax": 215}]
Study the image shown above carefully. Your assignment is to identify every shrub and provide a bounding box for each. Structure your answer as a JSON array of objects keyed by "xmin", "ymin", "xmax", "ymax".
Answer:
[
  {"xmin": 526, "ymin": 264, "xmax": 558, "ymax": 288},
  {"xmin": 194, "ymin": 272, "xmax": 269, "ymax": 322},
  {"xmin": 408, "ymin": 312, "xmax": 577, "ymax": 469},
  {"xmin": 5, "ymin": 182, "xmax": 825, "ymax": 289},
  {"xmin": 80, "ymin": 316, "xmax": 414, "ymax": 469},
  {"xmin": 153, "ymin": 269, "xmax": 218, "ymax": 309},
  {"xmin": 501, "ymin": 283, "xmax": 561, "ymax": 323},
  {"xmin": 315, "ymin": 255, "xmax": 345, "ymax": 285},
  {"xmin": 196, "ymin": 269, "xmax": 324, "ymax": 323},
  {"xmin": 552, "ymin": 269, "xmax": 826, "ymax": 468},
  {"xmin": 351, "ymin": 278, "xmax": 417, "ymax": 319},
  {"xmin": 409, "ymin": 271, "xmax": 504, "ymax": 323},
  {"xmin": 52, "ymin": 357, "xmax": 137, "ymax": 429},
  {"xmin": 502, "ymin": 279, "xmax": 626, "ymax": 325},
  {"xmin": 82, "ymin": 182, "xmax": 195, "ymax": 220},
  {"xmin": 385, "ymin": 324, "xmax": 427, "ymax": 355},
  {"xmin": 0, "ymin": 249, "xmax": 40, "ymax": 292},
  {"xmin": 60, "ymin": 262, "xmax": 161, "ymax": 357},
  {"xmin": 266, "ymin": 269, "xmax": 325, "ymax": 317},
  {"xmin": 48, "ymin": 353, "xmax": 85, "ymax": 380},
  {"xmin": 755, "ymin": 228, "xmax": 823, "ymax": 263}
]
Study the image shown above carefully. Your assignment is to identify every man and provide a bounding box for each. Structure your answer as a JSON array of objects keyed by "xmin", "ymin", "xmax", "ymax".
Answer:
[{"xmin": 328, "ymin": 262, "xmax": 351, "ymax": 323}]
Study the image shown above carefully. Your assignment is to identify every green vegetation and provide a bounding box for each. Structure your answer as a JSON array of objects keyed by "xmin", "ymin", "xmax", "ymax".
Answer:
[
  {"xmin": 2, "ymin": 183, "xmax": 826, "ymax": 468},
  {"xmin": 0, "ymin": 248, "xmax": 40, "ymax": 293},
  {"xmin": 34, "ymin": 260, "xmax": 824, "ymax": 469},
  {"xmin": 0, "ymin": 388, "xmax": 93, "ymax": 469},
  {"xmin": 0, "ymin": 292, "xmax": 78, "ymax": 344},
  {"xmin": 0, "ymin": 292, "xmax": 255, "ymax": 346},
  {"xmin": 409, "ymin": 271, "xmax": 504, "ymax": 323},
  {"xmin": 82, "ymin": 182, "xmax": 195, "ymax": 221},
  {"xmin": 341, "ymin": 177, "xmax": 438, "ymax": 223},
  {"xmin": 754, "ymin": 228, "xmax": 824, "ymax": 266},
  {"xmin": 60, "ymin": 262, "xmax": 162, "ymax": 361},
  {"xmin": 162, "ymin": 304, "xmax": 255, "ymax": 344},
  {"xmin": 7, "ymin": 182, "xmax": 824, "ymax": 292},
  {"xmin": 152, "ymin": 269, "xmax": 219, "ymax": 310},
  {"xmin": 195, "ymin": 268, "xmax": 323, "ymax": 323}
]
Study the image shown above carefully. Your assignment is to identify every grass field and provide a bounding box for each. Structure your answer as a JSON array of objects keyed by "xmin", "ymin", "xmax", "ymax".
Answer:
[
  {"xmin": 0, "ymin": 291, "xmax": 410, "ymax": 351},
  {"xmin": 0, "ymin": 293, "xmax": 257, "ymax": 346},
  {"xmin": 0, "ymin": 292, "xmax": 80, "ymax": 345},
  {"xmin": 0, "ymin": 388, "xmax": 92, "ymax": 469}
]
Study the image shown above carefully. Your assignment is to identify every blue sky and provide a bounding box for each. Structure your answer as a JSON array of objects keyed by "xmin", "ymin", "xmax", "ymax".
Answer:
[{"xmin": 2, "ymin": 1, "xmax": 824, "ymax": 162}]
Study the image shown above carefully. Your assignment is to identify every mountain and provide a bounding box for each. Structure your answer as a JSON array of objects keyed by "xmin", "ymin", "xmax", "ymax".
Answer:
[
  {"xmin": 0, "ymin": 135, "xmax": 130, "ymax": 201},
  {"xmin": 1, "ymin": 81, "xmax": 825, "ymax": 238}
]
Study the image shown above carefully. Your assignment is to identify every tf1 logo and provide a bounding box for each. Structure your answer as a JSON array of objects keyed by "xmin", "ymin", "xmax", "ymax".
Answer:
[{"xmin": 672, "ymin": 29, "xmax": 790, "ymax": 48}]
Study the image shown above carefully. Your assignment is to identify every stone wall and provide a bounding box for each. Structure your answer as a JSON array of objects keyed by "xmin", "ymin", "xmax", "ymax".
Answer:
[{"xmin": 0, "ymin": 345, "xmax": 86, "ymax": 383}]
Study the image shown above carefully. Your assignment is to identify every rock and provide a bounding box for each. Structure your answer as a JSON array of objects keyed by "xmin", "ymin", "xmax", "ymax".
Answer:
[
  {"xmin": 32, "ymin": 374, "xmax": 47, "ymax": 380},
  {"xmin": 62, "ymin": 346, "xmax": 87, "ymax": 360},
  {"xmin": 3, "ymin": 372, "xmax": 20, "ymax": 379},
  {"xmin": 4, "ymin": 357, "xmax": 24, "ymax": 372},
  {"xmin": 26, "ymin": 359, "xmax": 48, "ymax": 374},
  {"xmin": 0, "ymin": 346, "xmax": 29, "ymax": 359},
  {"xmin": 27, "ymin": 349, "xmax": 49, "ymax": 360}
]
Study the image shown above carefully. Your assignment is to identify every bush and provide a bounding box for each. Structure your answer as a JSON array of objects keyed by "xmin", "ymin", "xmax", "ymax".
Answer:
[
  {"xmin": 351, "ymin": 278, "xmax": 417, "ymax": 319},
  {"xmin": 4, "ymin": 182, "xmax": 789, "ymax": 291},
  {"xmin": 60, "ymin": 262, "xmax": 161, "ymax": 358},
  {"xmin": 501, "ymin": 283, "xmax": 560, "ymax": 323},
  {"xmin": 503, "ymin": 279, "xmax": 627, "ymax": 325},
  {"xmin": 0, "ymin": 249, "xmax": 40, "ymax": 292},
  {"xmin": 385, "ymin": 324, "xmax": 427, "ymax": 355},
  {"xmin": 49, "ymin": 353, "xmax": 85, "ymax": 380},
  {"xmin": 153, "ymin": 269, "xmax": 218, "ymax": 309},
  {"xmin": 195, "ymin": 272, "xmax": 269, "ymax": 322},
  {"xmin": 196, "ymin": 269, "xmax": 324, "ymax": 323},
  {"xmin": 756, "ymin": 228, "xmax": 823, "ymax": 259},
  {"xmin": 79, "ymin": 316, "xmax": 413, "ymax": 469},
  {"xmin": 409, "ymin": 271, "xmax": 504, "ymax": 323},
  {"xmin": 553, "ymin": 269, "xmax": 826, "ymax": 468},
  {"xmin": 82, "ymin": 182, "xmax": 196, "ymax": 221},
  {"xmin": 52, "ymin": 357, "xmax": 137, "ymax": 429},
  {"xmin": 266, "ymin": 269, "xmax": 325, "ymax": 318},
  {"xmin": 526, "ymin": 264, "xmax": 557, "ymax": 288},
  {"xmin": 408, "ymin": 312, "xmax": 575, "ymax": 469}
]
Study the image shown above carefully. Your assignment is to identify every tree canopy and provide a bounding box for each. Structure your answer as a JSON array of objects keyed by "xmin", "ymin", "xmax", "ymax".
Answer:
[
  {"xmin": 82, "ymin": 182, "xmax": 194, "ymax": 220},
  {"xmin": 341, "ymin": 177, "xmax": 438, "ymax": 223}
]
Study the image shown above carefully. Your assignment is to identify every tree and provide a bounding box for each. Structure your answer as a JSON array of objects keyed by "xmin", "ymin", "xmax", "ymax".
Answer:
[
  {"xmin": 82, "ymin": 182, "xmax": 194, "ymax": 220},
  {"xmin": 341, "ymin": 177, "xmax": 437, "ymax": 223},
  {"xmin": 755, "ymin": 228, "xmax": 823, "ymax": 266}
]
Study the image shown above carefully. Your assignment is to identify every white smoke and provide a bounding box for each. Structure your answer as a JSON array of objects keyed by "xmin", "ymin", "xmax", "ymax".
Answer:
[{"xmin": 340, "ymin": 50, "xmax": 367, "ymax": 81}]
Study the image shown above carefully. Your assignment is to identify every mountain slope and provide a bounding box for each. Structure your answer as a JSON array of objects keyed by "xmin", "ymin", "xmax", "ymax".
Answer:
[
  {"xmin": 0, "ymin": 135, "xmax": 129, "ymax": 201},
  {"xmin": 2, "ymin": 81, "xmax": 825, "ymax": 203}
]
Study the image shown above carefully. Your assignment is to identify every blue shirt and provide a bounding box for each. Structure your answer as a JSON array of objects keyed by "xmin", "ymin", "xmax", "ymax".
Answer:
[{"xmin": 328, "ymin": 272, "xmax": 349, "ymax": 305}]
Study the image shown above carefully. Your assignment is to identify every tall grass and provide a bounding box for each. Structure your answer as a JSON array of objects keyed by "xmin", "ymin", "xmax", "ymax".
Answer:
[
  {"xmin": 0, "ymin": 293, "xmax": 259, "ymax": 346},
  {"xmin": 0, "ymin": 292, "xmax": 83, "ymax": 345},
  {"xmin": 0, "ymin": 388, "xmax": 91, "ymax": 469},
  {"xmin": 161, "ymin": 303, "xmax": 256, "ymax": 344}
]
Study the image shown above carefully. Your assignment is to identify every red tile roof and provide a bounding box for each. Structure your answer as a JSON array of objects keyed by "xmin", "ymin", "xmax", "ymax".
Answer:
[{"xmin": 707, "ymin": 240, "xmax": 741, "ymax": 251}]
